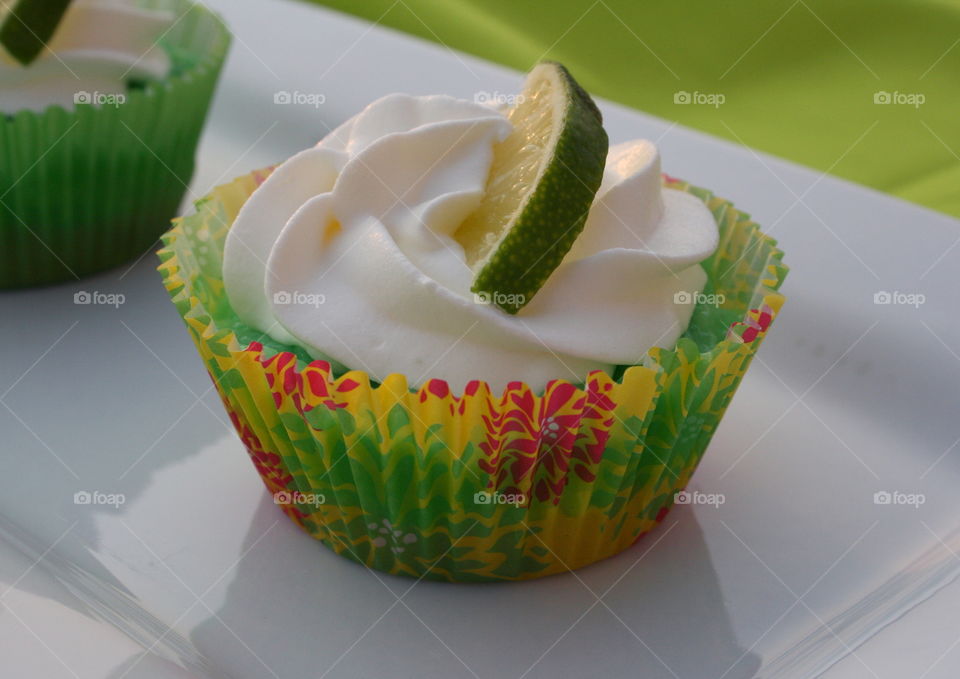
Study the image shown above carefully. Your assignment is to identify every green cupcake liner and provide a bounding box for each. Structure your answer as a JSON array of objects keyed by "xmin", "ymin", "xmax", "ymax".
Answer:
[
  {"xmin": 158, "ymin": 169, "xmax": 787, "ymax": 582},
  {"xmin": 0, "ymin": 0, "xmax": 230, "ymax": 288}
]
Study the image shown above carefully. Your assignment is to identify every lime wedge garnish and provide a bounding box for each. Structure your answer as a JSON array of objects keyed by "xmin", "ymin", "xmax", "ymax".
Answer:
[
  {"xmin": 0, "ymin": 0, "xmax": 73, "ymax": 66},
  {"xmin": 455, "ymin": 61, "xmax": 608, "ymax": 314}
]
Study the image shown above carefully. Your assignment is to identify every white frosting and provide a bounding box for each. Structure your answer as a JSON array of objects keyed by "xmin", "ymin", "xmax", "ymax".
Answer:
[
  {"xmin": 223, "ymin": 93, "xmax": 718, "ymax": 393},
  {"xmin": 0, "ymin": 0, "xmax": 172, "ymax": 113}
]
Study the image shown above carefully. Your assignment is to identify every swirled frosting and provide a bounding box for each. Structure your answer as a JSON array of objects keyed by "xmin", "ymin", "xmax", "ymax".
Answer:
[
  {"xmin": 0, "ymin": 0, "xmax": 172, "ymax": 113},
  {"xmin": 223, "ymin": 94, "xmax": 718, "ymax": 393}
]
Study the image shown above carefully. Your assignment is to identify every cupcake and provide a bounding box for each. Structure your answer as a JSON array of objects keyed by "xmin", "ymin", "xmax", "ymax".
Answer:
[
  {"xmin": 0, "ymin": 0, "xmax": 229, "ymax": 288},
  {"xmin": 159, "ymin": 63, "xmax": 787, "ymax": 582}
]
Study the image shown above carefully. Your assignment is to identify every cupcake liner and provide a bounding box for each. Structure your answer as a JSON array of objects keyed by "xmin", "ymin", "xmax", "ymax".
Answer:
[
  {"xmin": 0, "ymin": 0, "xmax": 230, "ymax": 288},
  {"xmin": 158, "ymin": 169, "xmax": 787, "ymax": 582}
]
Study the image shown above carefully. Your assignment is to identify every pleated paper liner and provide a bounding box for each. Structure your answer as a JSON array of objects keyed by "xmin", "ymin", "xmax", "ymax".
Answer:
[
  {"xmin": 158, "ymin": 169, "xmax": 787, "ymax": 582},
  {"xmin": 0, "ymin": 0, "xmax": 229, "ymax": 289}
]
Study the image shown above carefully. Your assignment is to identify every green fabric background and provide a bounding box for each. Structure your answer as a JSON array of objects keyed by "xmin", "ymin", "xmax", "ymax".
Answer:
[{"xmin": 306, "ymin": 0, "xmax": 959, "ymax": 217}]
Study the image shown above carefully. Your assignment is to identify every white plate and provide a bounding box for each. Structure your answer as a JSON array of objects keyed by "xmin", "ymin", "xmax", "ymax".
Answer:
[{"xmin": 2, "ymin": 1, "xmax": 959, "ymax": 677}]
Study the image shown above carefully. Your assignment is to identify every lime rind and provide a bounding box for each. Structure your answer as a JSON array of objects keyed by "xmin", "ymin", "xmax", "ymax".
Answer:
[
  {"xmin": 458, "ymin": 62, "xmax": 608, "ymax": 314},
  {"xmin": 0, "ymin": 0, "xmax": 73, "ymax": 65}
]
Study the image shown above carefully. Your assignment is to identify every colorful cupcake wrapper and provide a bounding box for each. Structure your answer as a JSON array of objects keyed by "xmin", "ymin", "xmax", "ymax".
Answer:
[
  {"xmin": 158, "ymin": 169, "xmax": 787, "ymax": 582},
  {"xmin": 0, "ymin": 0, "xmax": 230, "ymax": 288}
]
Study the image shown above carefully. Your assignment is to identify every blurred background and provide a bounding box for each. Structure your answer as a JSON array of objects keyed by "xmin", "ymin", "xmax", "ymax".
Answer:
[{"xmin": 308, "ymin": 0, "xmax": 960, "ymax": 217}]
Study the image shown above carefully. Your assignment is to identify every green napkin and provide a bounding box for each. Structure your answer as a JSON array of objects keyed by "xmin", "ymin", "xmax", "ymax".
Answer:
[{"xmin": 307, "ymin": 0, "xmax": 960, "ymax": 217}]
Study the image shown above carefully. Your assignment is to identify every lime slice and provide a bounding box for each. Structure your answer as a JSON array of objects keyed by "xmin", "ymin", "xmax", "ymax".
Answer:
[
  {"xmin": 0, "ymin": 0, "xmax": 73, "ymax": 65},
  {"xmin": 455, "ymin": 61, "xmax": 608, "ymax": 314}
]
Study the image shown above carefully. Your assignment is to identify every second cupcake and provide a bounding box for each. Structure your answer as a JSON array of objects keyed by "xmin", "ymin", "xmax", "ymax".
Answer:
[{"xmin": 0, "ymin": 0, "xmax": 230, "ymax": 288}]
